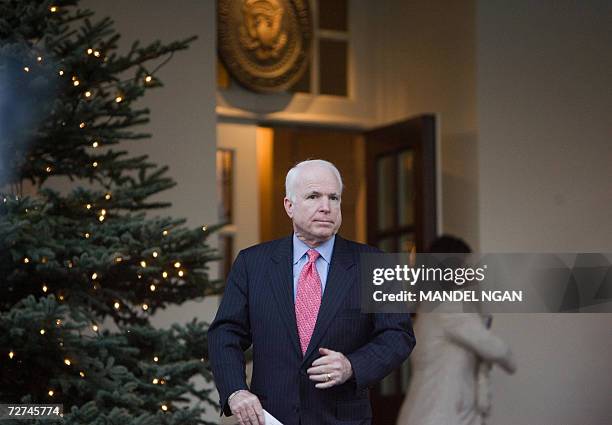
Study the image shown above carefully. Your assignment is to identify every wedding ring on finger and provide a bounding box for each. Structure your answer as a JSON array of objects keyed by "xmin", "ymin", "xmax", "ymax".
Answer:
[{"xmin": 326, "ymin": 373, "xmax": 332, "ymax": 382}]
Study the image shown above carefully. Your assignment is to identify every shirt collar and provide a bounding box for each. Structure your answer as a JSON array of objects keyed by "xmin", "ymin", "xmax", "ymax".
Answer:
[{"xmin": 292, "ymin": 233, "xmax": 335, "ymax": 265}]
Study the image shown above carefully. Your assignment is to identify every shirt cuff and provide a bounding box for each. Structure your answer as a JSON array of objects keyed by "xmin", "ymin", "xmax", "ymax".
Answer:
[{"xmin": 228, "ymin": 389, "xmax": 245, "ymax": 404}]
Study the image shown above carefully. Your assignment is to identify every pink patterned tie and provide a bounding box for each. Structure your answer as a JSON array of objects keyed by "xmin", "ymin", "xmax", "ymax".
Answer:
[{"xmin": 295, "ymin": 249, "xmax": 322, "ymax": 355}]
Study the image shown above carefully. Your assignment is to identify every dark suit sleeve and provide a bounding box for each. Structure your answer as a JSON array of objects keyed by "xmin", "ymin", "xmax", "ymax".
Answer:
[
  {"xmin": 345, "ymin": 312, "xmax": 415, "ymax": 390},
  {"xmin": 207, "ymin": 250, "xmax": 252, "ymax": 416},
  {"xmin": 343, "ymin": 246, "xmax": 416, "ymax": 390}
]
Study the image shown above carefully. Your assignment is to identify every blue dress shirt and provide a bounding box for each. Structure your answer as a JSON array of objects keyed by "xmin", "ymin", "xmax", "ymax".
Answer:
[{"xmin": 292, "ymin": 234, "xmax": 335, "ymax": 300}]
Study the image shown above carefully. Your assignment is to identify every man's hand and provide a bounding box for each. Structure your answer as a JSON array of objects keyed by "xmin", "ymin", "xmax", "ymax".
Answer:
[
  {"xmin": 228, "ymin": 390, "xmax": 264, "ymax": 425},
  {"xmin": 307, "ymin": 347, "xmax": 353, "ymax": 389}
]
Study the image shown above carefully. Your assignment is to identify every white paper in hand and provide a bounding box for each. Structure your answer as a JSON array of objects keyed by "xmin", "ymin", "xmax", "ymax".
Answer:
[{"xmin": 263, "ymin": 409, "xmax": 284, "ymax": 425}]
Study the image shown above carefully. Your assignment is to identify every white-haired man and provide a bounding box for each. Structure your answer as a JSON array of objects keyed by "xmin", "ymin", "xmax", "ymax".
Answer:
[{"xmin": 209, "ymin": 160, "xmax": 415, "ymax": 425}]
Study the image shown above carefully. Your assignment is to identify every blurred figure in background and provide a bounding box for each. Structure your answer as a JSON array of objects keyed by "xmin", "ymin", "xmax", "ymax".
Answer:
[{"xmin": 396, "ymin": 235, "xmax": 516, "ymax": 425}]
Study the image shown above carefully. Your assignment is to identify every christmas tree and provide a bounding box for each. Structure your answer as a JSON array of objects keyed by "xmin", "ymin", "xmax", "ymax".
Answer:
[{"xmin": 0, "ymin": 1, "xmax": 223, "ymax": 423}]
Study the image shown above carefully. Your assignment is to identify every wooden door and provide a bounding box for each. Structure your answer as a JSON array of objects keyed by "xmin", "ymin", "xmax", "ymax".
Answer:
[
  {"xmin": 364, "ymin": 115, "xmax": 437, "ymax": 424},
  {"xmin": 259, "ymin": 126, "xmax": 364, "ymax": 243}
]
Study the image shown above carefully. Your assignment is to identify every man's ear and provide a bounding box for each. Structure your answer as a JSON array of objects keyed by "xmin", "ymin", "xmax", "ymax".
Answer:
[{"xmin": 283, "ymin": 197, "xmax": 293, "ymax": 218}]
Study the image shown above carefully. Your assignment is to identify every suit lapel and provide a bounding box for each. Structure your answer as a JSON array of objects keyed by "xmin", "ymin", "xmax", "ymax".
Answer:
[
  {"xmin": 268, "ymin": 236, "xmax": 302, "ymax": 356},
  {"xmin": 301, "ymin": 235, "xmax": 356, "ymax": 365}
]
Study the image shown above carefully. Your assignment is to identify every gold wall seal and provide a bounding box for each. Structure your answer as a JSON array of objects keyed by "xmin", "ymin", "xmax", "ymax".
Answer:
[{"xmin": 218, "ymin": 0, "xmax": 313, "ymax": 93}]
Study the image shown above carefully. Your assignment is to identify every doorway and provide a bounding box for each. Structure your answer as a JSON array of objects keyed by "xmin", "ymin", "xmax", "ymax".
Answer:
[
  {"xmin": 257, "ymin": 115, "xmax": 437, "ymax": 251},
  {"xmin": 256, "ymin": 114, "xmax": 437, "ymax": 424}
]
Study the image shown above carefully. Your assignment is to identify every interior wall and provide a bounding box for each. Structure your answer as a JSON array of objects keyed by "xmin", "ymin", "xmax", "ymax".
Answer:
[
  {"xmin": 371, "ymin": 0, "xmax": 479, "ymax": 250},
  {"xmin": 217, "ymin": 122, "xmax": 261, "ymax": 251},
  {"xmin": 477, "ymin": 1, "xmax": 612, "ymax": 424}
]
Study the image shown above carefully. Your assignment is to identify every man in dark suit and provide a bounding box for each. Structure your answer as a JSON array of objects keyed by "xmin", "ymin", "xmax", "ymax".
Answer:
[{"xmin": 208, "ymin": 160, "xmax": 415, "ymax": 425}]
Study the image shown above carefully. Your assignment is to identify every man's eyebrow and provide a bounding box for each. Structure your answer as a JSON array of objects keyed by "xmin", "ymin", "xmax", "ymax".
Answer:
[{"xmin": 304, "ymin": 191, "xmax": 340, "ymax": 197}]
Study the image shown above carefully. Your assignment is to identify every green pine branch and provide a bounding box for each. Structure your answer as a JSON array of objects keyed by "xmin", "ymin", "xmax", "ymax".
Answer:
[{"xmin": 1, "ymin": 1, "xmax": 224, "ymax": 423}]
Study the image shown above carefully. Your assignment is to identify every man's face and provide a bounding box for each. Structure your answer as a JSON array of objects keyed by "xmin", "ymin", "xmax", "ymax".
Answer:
[{"xmin": 284, "ymin": 165, "xmax": 342, "ymax": 244}]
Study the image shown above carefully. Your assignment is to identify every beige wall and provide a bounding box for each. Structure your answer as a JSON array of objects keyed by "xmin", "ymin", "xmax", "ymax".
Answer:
[
  {"xmin": 81, "ymin": 0, "xmax": 218, "ymax": 229},
  {"xmin": 371, "ymin": 0, "xmax": 479, "ymax": 249},
  {"xmin": 477, "ymin": 1, "xmax": 612, "ymax": 424},
  {"xmin": 477, "ymin": 0, "xmax": 612, "ymax": 252}
]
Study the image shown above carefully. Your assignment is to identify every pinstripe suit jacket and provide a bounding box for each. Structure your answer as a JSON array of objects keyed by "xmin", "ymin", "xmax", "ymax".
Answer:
[{"xmin": 208, "ymin": 235, "xmax": 415, "ymax": 425}]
